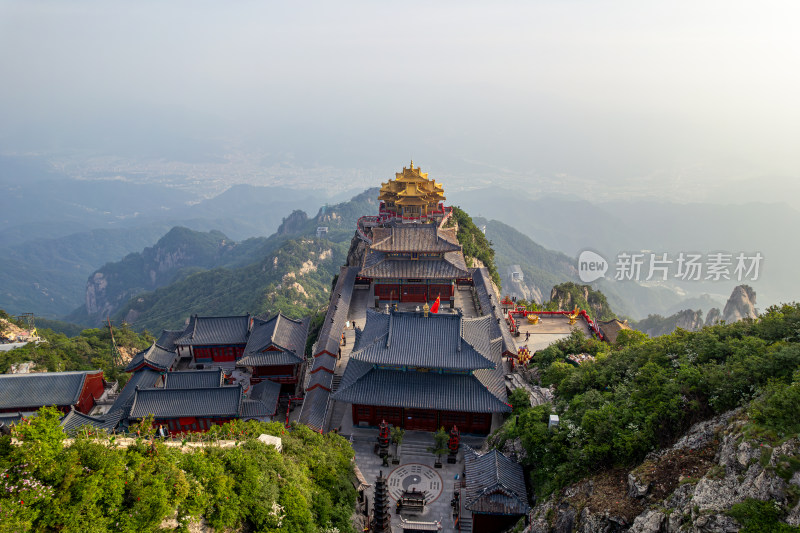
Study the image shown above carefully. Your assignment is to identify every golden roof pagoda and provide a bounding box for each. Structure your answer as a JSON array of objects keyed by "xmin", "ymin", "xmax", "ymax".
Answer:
[{"xmin": 379, "ymin": 161, "xmax": 446, "ymax": 220}]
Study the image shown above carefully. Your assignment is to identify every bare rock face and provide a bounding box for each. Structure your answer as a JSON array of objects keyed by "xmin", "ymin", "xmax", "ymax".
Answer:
[
  {"xmin": 705, "ymin": 307, "xmax": 722, "ymax": 327},
  {"xmin": 277, "ymin": 209, "xmax": 309, "ymax": 236},
  {"xmin": 523, "ymin": 409, "xmax": 800, "ymax": 532},
  {"xmin": 722, "ymin": 285, "xmax": 757, "ymax": 323},
  {"xmin": 346, "ymin": 232, "xmax": 368, "ymax": 267},
  {"xmin": 629, "ymin": 509, "xmax": 664, "ymax": 533},
  {"xmin": 85, "ymin": 272, "xmax": 108, "ymax": 315},
  {"xmin": 627, "ymin": 473, "xmax": 650, "ymax": 498},
  {"xmin": 673, "ymin": 309, "xmax": 705, "ymax": 332}
]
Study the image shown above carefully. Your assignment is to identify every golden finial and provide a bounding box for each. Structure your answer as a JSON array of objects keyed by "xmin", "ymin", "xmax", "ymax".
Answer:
[{"xmin": 410, "ymin": 159, "xmax": 414, "ymax": 170}]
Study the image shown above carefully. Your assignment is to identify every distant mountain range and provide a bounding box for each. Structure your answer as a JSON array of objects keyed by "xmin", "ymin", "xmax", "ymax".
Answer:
[
  {"xmin": 64, "ymin": 189, "xmax": 378, "ymax": 330},
  {"xmin": 451, "ymin": 186, "xmax": 800, "ymax": 312},
  {"xmin": 3, "ymin": 161, "xmax": 790, "ymax": 327}
]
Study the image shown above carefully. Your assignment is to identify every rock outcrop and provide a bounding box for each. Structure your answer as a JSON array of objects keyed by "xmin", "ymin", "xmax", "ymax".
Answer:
[
  {"xmin": 705, "ymin": 307, "xmax": 722, "ymax": 327},
  {"xmin": 276, "ymin": 209, "xmax": 309, "ymax": 236},
  {"xmin": 506, "ymin": 277, "xmax": 545, "ymax": 305},
  {"xmin": 722, "ymin": 285, "xmax": 757, "ymax": 323},
  {"xmin": 525, "ymin": 409, "xmax": 800, "ymax": 532},
  {"xmin": 635, "ymin": 309, "xmax": 705, "ymax": 337},
  {"xmin": 80, "ymin": 227, "xmax": 232, "ymax": 324},
  {"xmin": 549, "ymin": 282, "xmax": 614, "ymax": 321},
  {"xmin": 346, "ymin": 232, "xmax": 368, "ymax": 267}
]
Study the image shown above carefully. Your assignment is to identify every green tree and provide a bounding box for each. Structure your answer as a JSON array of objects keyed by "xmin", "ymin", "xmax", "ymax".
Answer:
[{"xmin": 390, "ymin": 426, "xmax": 405, "ymax": 457}]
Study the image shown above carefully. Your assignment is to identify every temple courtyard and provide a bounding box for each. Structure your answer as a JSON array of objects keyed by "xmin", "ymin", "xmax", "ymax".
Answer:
[{"xmin": 349, "ymin": 428, "xmax": 490, "ymax": 533}]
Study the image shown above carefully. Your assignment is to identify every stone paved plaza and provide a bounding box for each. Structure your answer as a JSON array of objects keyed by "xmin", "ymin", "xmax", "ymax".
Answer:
[{"xmin": 350, "ymin": 428, "xmax": 488, "ymax": 533}]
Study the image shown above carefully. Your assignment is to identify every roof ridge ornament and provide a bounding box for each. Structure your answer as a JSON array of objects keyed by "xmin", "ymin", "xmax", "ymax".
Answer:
[{"xmin": 386, "ymin": 310, "xmax": 394, "ymax": 348}]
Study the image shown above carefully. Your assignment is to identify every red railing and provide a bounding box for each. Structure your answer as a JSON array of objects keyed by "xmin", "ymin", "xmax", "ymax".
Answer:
[
  {"xmin": 506, "ymin": 308, "xmax": 605, "ymax": 340},
  {"xmin": 356, "ymin": 205, "xmax": 453, "ymax": 244}
]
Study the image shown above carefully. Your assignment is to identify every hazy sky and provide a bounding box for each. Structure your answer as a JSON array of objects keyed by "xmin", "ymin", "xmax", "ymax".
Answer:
[{"xmin": 1, "ymin": 1, "xmax": 798, "ymax": 201}]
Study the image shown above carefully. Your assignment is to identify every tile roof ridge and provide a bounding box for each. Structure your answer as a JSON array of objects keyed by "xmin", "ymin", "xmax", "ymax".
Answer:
[
  {"xmin": 494, "ymin": 448, "xmax": 501, "ymax": 485},
  {"xmin": 235, "ymin": 383, "xmax": 243, "ymax": 414},
  {"xmin": 271, "ymin": 313, "xmax": 281, "ymax": 345},
  {"xmin": 458, "ymin": 313, "xmax": 463, "ymax": 352},
  {"xmin": 71, "ymin": 372, "xmax": 89, "ymax": 404},
  {"xmin": 386, "ymin": 310, "xmax": 394, "ymax": 348}
]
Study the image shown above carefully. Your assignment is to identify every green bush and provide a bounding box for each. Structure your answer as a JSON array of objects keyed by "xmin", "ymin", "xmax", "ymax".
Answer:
[
  {"xmin": 449, "ymin": 206, "xmax": 501, "ymax": 288},
  {"xmin": 728, "ymin": 499, "xmax": 800, "ymax": 532},
  {"xmin": 495, "ymin": 303, "xmax": 800, "ymax": 498},
  {"xmin": 0, "ymin": 411, "xmax": 356, "ymax": 532}
]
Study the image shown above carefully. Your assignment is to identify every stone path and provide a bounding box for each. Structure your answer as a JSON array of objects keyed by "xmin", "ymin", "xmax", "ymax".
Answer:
[
  {"xmin": 351, "ymin": 428, "xmax": 486, "ymax": 533},
  {"xmin": 513, "ymin": 314, "xmax": 593, "ymax": 351}
]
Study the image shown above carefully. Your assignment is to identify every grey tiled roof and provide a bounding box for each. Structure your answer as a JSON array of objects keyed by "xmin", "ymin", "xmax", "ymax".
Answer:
[
  {"xmin": 125, "ymin": 343, "xmax": 177, "ymax": 372},
  {"xmin": 472, "ymin": 267, "xmax": 518, "ymax": 356},
  {"xmin": 109, "ymin": 368, "xmax": 162, "ymax": 414},
  {"xmin": 238, "ymin": 351, "xmax": 303, "ymax": 367},
  {"xmin": 163, "ymin": 369, "xmax": 224, "ymax": 389},
  {"xmin": 355, "ymin": 309, "xmax": 391, "ymax": 347},
  {"xmin": 331, "ymin": 363, "xmax": 510, "ymax": 413},
  {"xmin": 370, "ymin": 226, "xmax": 461, "ymax": 253},
  {"xmin": 348, "ymin": 310, "xmax": 496, "ymax": 371},
  {"xmin": 0, "ymin": 370, "xmax": 102, "ymax": 411},
  {"xmin": 299, "ymin": 265, "xmax": 357, "ymax": 432},
  {"xmin": 247, "ymin": 379, "xmax": 281, "ymax": 417},
  {"xmin": 307, "ymin": 368, "xmax": 335, "ymax": 390},
  {"xmin": 464, "ymin": 446, "xmax": 530, "ymax": 515},
  {"xmin": 298, "ymin": 387, "xmax": 330, "ymax": 432},
  {"xmin": 315, "ymin": 266, "xmax": 358, "ymax": 357},
  {"xmin": 176, "ymin": 315, "xmax": 251, "ymax": 346},
  {"xmin": 360, "ymin": 250, "xmax": 469, "ymax": 279},
  {"xmin": 60, "ymin": 407, "xmax": 125, "ymax": 434},
  {"xmin": 474, "ymin": 337, "xmax": 509, "ymax": 407},
  {"xmin": 129, "ymin": 385, "xmax": 244, "ymax": 419},
  {"xmin": 156, "ymin": 329, "xmax": 185, "ymax": 352},
  {"xmin": 0, "ymin": 413, "xmax": 23, "ymax": 427},
  {"xmin": 241, "ymin": 399, "xmax": 272, "ymax": 419},
  {"xmin": 239, "ymin": 313, "xmax": 309, "ymax": 367},
  {"xmin": 310, "ymin": 354, "xmax": 337, "ymax": 374}
]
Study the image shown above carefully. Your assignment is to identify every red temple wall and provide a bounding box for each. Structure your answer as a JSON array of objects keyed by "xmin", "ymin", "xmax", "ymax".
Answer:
[
  {"xmin": 374, "ymin": 282, "xmax": 453, "ymax": 303},
  {"xmin": 75, "ymin": 371, "xmax": 106, "ymax": 414},
  {"xmin": 193, "ymin": 345, "xmax": 245, "ymax": 363},
  {"xmin": 352, "ymin": 404, "xmax": 491, "ymax": 434},
  {"xmin": 472, "ymin": 513, "xmax": 522, "ymax": 533},
  {"xmin": 158, "ymin": 416, "xmax": 235, "ymax": 436},
  {"xmin": 253, "ymin": 364, "xmax": 296, "ymax": 377}
]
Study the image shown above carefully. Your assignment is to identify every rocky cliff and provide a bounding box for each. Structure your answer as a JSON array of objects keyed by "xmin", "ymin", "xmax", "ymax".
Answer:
[
  {"xmin": 550, "ymin": 282, "xmax": 616, "ymax": 321},
  {"xmin": 705, "ymin": 307, "xmax": 722, "ymax": 327},
  {"xmin": 635, "ymin": 309, "xmax": 706, "ymax": 337},
  {"xmin": 723, "ymin": 285, "xmax": 757, "ymax": 323},
  {"xmin": 634, "ymin": 286, "xmax": 758, "ymax": 337},
  {"xmin": 345, "ymin": 231, "xmax": 368, "ymax": 268},
  {"xmin": 276, "ymin": 209, "xmax": 309, "ymax": 236},
  {"xmin": 77, "ymin": 227, "xmax": 236, "ymax": 324},
  {"xmin": 526, "ymin": 409, "xmax": 800, "ymax": 532}
]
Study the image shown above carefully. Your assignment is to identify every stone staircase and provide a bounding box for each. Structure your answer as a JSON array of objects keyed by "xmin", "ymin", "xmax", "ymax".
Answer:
[
  {"xmin": 398, "ymin": 441, "xmax": 432, "ymax": 457},
  {"xmin": 325, "ymin": 399, "xmax": 348, "ymax": 433}
]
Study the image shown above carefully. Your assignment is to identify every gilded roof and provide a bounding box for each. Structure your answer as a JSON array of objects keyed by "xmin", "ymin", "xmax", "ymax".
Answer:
[{"xmin": 378, "ymin": 162, "xmax": 446, "ymax": 205}]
